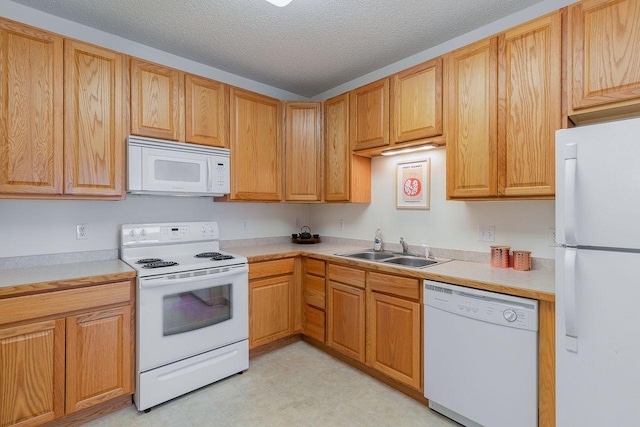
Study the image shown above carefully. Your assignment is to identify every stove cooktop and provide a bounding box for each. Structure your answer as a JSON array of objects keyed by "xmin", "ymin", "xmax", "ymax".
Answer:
[{"xmin": 120, "ymin": 222, "xmax": 248, "ymax": 277}]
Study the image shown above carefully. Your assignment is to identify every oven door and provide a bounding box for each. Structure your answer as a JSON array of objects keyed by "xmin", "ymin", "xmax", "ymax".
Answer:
[{"xmin": 137, "ymin": 264, "xmax": 248, "ymax": 372}]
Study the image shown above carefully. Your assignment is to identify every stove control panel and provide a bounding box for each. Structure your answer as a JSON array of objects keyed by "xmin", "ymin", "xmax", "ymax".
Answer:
[{"xmin": 122, "ymin": 222, "xmax": 219, "ymax": 246}]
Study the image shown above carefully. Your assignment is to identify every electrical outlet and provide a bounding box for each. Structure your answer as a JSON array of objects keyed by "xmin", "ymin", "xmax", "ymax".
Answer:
[
  {"xmin": 295, "ymin": 217, "xmax": 300, "ymax": 228},
  {"xmin": 241, "ymin": 219, "xmax": 248, "ymax": 231},
  {"xmin": 338, "ymin": 219, "xmax": 345, "ymax": 231},
  {"xmin": 478, "ymin": 225, "xmax": 495, "ymax": 242},
  {"xmin": 76, "ymin": 223, "xmax": 88, "ymax": 240},
  {"xmin": 548, "ymin": 228, "xmax": 556, "ymax": 246}
]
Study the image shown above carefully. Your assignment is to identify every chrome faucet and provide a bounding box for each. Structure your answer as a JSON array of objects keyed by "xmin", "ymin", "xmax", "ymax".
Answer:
[{"xmin": 400, "ymin": 237, "xmax": 409, "ymax": 254}]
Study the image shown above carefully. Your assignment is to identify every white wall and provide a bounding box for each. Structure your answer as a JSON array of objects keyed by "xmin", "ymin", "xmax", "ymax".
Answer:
[
  {"xmin": 0, "ymin": 198, "xmax": 309, "ymax": 257},
  {"xmin": 310, "ymin": 150, "xmax": 556, "ymax": 259}
]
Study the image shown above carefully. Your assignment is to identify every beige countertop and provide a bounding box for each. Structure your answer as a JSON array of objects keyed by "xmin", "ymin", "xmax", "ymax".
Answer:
[
  {"xmin": 227, "ymin": 242, "xmax": 555, "ymax": 302},
  {"xmin": 0, "ymin": 259, "xmax": 136, "ymax": 297}
]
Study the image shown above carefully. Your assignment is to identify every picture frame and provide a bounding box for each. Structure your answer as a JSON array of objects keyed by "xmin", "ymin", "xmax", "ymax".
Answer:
[{"xmin": 396, "ymin": 159, "xmax": 430, "ymax": 209}]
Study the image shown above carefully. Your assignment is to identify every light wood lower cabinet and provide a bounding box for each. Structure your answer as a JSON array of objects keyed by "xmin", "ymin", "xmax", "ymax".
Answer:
[
  {"xmin": 65, "ymin": 306, "xmax": 132, "ymax": 413},
  {"xmin": 302, "ymin": 258, "xmax": 326, "ymax": 342},
  {"xmin": 0, "ymin": 279, "xmax": 134, "ymax": 427},
  {"xmin": 0, "ymin": 319, "xmax": 65, "ymax": 427},
  {"xmin": 326, "ymin": 267, "xmax": 366, "ymax": 363},
  {"xmin": 249, "ymin": 258, "xmax": 298, "ymax": 349},
  {"xmin": 250, "ymin": 275, "xmax": 294, "ymax": 349},
  {"xmin": 367, "ymin": 292, "xmax": 421, "ymax": 390}
]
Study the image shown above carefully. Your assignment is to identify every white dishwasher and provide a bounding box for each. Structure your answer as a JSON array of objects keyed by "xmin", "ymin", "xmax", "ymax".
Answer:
[{"xmin": 424, "ymin": 280, "xmax": 538, "ymax": 427}]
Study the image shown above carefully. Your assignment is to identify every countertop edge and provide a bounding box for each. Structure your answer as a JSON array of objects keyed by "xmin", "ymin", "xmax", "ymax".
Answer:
[{"xmin": 243, "ymin": 248, "xmax": 555, "ymax": 303}]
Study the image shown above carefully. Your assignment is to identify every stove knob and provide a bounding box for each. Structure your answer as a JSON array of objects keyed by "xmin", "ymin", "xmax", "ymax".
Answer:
[
  {"xmin": 129, "ymin": 230, "xmax": 136, "ymax": 237},
  {"xmin": 503, "ymin": 309, "xmax": 517, "ymax": 322},
  {"xmin": 208, "ymin": 225, "xmax": 214, "ymax": 233},
  {"xmin": 201, "ymin": 226, "xmax": 206, "ymax": 233},
  {"xmin": 140, "ymin": 229, "xmax": 147, "ymax": 237}
]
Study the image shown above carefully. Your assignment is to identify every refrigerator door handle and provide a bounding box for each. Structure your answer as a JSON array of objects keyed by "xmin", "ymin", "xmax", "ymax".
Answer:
[
  {"xmin": 564, "ymin": 143, "xmax": 578, "ymax": 246},
  {"xmin": 564, "ymin": 248, "xmax": 578, "ymax": 352}
]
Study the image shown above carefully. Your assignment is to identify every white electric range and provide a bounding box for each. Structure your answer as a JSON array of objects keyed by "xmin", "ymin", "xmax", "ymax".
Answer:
[{"xmin": 120, "ymin": 221, "xmax": 249, "ymax": 412}]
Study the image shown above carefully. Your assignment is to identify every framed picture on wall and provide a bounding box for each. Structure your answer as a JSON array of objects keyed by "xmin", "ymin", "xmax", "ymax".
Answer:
[{"xmin": 396, "ymin": 159, "xmax": 430, "ymax": 209}]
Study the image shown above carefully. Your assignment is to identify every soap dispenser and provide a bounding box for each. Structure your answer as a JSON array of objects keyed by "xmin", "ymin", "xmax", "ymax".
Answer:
[{"xmin": 374, "ymin": 229, "xmax": 383, "ymax": 252}]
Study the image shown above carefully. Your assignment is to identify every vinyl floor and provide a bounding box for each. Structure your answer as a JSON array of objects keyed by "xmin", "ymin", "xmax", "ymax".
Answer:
[{"xmin": 83, "ymin": 340, "xmax": 460, "ymax": 426}]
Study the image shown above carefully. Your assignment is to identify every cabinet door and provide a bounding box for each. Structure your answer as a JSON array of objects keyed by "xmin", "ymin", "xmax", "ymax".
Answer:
[
  {"xmin": 446, "ymin": 37, "xmax": 498, "ymax": 199},
  {"xmin": 185, "ymin": 75, "xmax": 228, "ymax": 148},
  {"xmin": 65, "ymin": 306, "xmax": 132, "ymax": 413},
  {"xmin": 326, "ymin": 281, "xmax": 365, "ymax": 363},
  {"xmin": 350, "ymin": 78, "xmax": 389, "ymax": 151},
  {"xmin": 64, "ymin": 40, "xmax": 125, "ymax": 197},
  {"xmin": 229, "ymin": 87, "xmax": 282, "ymax": 201},
  {"xmin": 0, "ymin": 319, "xmax": 65, "ymax": 426},
  {"xmin": 249, "ymin": 275, "xmax": 293, "ymax": 349},
  {"xmin": 0, "ymin": 20, "xmax": 63, "ymax": 195},
  {"xmin": 324, "ymin": 94, "xmax": 350, "ymax": 201},
  {"xmin": 498, "ymin": 12, "xmax": 561, "ymax": 197},
  {"xmin": 284, "ymin": 102, "xmax": 322, "ymax": 201},
  {"xmin": 570, "ymin": 0, "xmax": 640, "ymax": 111},
  {"xmin": 391, "ymin": 57, "xmax": 443, "ymax": 144},
  {"xmin": 130, "ymin": 59, "xmax": 184, "ymax": 141},
  {"xmin": 368, "ymin": 292, "xmax": 421, "ymax": 389}
]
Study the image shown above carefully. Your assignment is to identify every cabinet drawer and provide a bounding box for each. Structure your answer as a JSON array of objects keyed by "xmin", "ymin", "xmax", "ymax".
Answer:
[
  {"xmin": 249, "ymin": 258, "xmax": 295, "ymax": 280},
  {"xmin": 369, "ymin": 272, "xmax": 419, "ymax": 300},
  {"xmin": 306, "ymin": 258, "xmax": 325, "ymax": 277},
  {"xmin": 0, "ymin": 281, "xmax": 132, "ymax": 326},
  {"xmin": 328, "ymin": 264, "xmax": 365, "ymax": 289},
  {"xmin": 304, "ymin": 305, "xmax": 325, "ymax": 342},
  {"xmin": 304, "ymin": 274, "xmax": 325, "ymax": 309}
]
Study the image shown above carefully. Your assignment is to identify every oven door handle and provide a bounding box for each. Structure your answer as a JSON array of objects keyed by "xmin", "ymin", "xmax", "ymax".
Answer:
[{"xmin": 139, "ymin": 266, "xmax": 248, "ymax": 288}]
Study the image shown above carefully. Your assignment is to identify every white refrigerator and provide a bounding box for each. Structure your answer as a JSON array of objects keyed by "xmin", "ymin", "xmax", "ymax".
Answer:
[{"xmin": 556, "ymin": 117, "xmax": 640, "ymax": 427}]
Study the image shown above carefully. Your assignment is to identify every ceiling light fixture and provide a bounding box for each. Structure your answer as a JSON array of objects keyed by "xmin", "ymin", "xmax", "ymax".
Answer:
[
  {"xmin": 380, "ymin": 143, "xmax": 440, "ymax": 157},
  {"xmin": 265, "ymin": 0, "xmax": 293, "ymax": 6}
]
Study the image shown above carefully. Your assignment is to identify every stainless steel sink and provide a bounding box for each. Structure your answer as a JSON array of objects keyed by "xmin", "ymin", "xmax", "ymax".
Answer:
[
  {"xmin": 335, "ymin": 250, "xmax": 449, "ymax": 269},
  {"xmin": 382, "ymin": 257, "xmax": 438, "ymax": 267},
  {"xmin": 343, "ymin": 251, "xmax": 395, "ymax": 261}
]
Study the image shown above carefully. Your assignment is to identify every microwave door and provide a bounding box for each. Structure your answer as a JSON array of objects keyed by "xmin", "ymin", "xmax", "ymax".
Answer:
[{"xmin": 142, "ymin": 148, "xmax": 208, "ymax": 193}]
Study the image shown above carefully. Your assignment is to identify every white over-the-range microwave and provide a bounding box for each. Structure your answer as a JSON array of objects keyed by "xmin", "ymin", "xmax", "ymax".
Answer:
[{"xmin": 127, "ymin": 136, "xmax": 230, "ymax": 197}]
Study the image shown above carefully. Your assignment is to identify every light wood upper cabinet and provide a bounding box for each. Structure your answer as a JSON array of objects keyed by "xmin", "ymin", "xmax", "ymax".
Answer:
[
  {"xmin": 498, "ymin": 12, "xmax": 561, "ymax": 197},
  {"xmin": 368, "ymin": 292, "xmax": 421, "ymax": 390},
  {"xmin": 0, "ymin": 319, "xmax": 65, "ymax": 427},
  {"xmin": 391, "ymin": 57, "xmax": 443, "ymax": 144},
  {"xmin": 185, "ymin": 74, "xmax": 228, "ymax": 147},
  {"xmin": 65, "ymin": 306, "xmax": 132, "ymax": 413},
  {"xmin": 350, "ymin": 78, "xmax": 390, "ymax": 151},
  {"xmin": 324, "ymin": 93, "xmax": 371, "ymax": 202},
  {"xmin": 0, "ymin": 20, "xmax": 63, "ymax": 195},
  {"xmin": 64, "ymin": 40, "xmax": 126, "ymax": 197},
  {"xmin": 284, "ymin": 102, "xmax": 322, "ymax": 201},
  {"xmin": 447, "ymin": 11, "xmax": 561, "ymax": 200},
  {"xmin": 569, "ymin": 0, "xmax": 640, "ymax": 120},
  {"xmin": 229, "ymin": 87, "xmax": 282, "ymax": 201},
  {"xmin": 131, "ymin": 59, "xmax": 184, "ymax": 141},
  {"xmin": 446, "ymin": 37, "xmax": 498, "ymax": 198}
]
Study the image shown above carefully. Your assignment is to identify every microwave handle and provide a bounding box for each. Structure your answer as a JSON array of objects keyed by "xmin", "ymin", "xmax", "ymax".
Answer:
[{"xmin": 206, "ymin": 157, "xmax": 213, "ymax": 192}]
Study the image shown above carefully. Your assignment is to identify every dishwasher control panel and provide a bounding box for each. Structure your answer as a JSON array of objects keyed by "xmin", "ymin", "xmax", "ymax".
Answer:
[{"xmin": 425, "ymin": 280, "xmax": 538, "ymax": 331}]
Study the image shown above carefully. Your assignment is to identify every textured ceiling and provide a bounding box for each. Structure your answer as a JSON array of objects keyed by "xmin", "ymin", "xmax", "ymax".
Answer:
[{"xmin": 12, "ymin": 0, "xmax": 543, "ymax": 97}]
